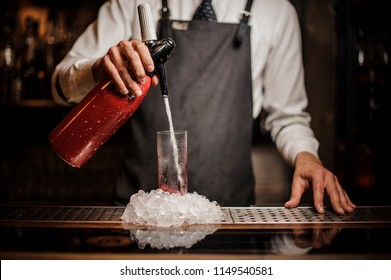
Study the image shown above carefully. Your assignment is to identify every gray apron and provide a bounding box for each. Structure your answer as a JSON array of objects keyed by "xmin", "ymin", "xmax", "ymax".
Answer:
[{"xmin": 115, "ymin": 1, "xmax": 255, "ymax": 206}]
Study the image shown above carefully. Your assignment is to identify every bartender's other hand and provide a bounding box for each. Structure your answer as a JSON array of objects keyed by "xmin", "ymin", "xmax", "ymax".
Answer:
[
  {"xmin": 92, "ymin": 39, "xmax": 159, "ymax": 96},
  {"xmin": 284, "ymin": 152, "xmax": 356, "ymax": 215}
]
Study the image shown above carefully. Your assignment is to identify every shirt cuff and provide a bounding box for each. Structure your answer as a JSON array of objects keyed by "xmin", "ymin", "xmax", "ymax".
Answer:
[
  {"xmin": 66, "ymin": 59, "xmax": 98, "ymax": 104},
  {"xmin": 274, "ymin": 123, "xmax": 319, "ymax": 166}
]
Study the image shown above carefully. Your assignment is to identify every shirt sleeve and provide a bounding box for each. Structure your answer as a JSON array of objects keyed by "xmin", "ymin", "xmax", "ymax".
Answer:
[
  {"xmin": 51, "ymin": 0, "xmax": 136, "ymax": 104},
  {"xmin": 262, "ymin": 1, "xmax": 319, "ymax": 166}
]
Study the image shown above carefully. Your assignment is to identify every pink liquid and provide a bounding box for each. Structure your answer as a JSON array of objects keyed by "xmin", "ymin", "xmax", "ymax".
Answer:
[
  {"xmin": 163, "ymin": 97, "xmax": 185, "ymax": 191},
  {"xmin": 49, "ymin": 77, "xmax": 151, "ymax": 167}
]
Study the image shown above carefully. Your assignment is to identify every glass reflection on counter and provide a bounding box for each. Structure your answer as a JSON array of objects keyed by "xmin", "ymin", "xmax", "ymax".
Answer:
[
  {"xmin": 127, "ymin": 227, "xmax": 219, "ymax": 250},
  {"xmin": 2, "ymin": 225, "xmax": 391, "ymax": 258},
  {"xmin": 120, "ymin": 225, "xmax": 342, "ymax": 254}
]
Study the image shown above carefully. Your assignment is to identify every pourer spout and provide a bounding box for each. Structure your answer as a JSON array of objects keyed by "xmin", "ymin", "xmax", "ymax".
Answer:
[
  {"xmin": 149, "ymin": 38, "xmax": 175, "ymax": 97},
  {"xmin": 139, "ymin": 3, "xmax": 175, "ymax": 98}
]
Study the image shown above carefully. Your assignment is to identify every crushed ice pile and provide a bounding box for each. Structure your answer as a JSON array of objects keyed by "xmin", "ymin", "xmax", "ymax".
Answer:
[
  {"xmin": 129, "ymin": 228, "xmax": 218, "ymax": 249},
  {"xmin": 120, "ymin": 189, "xmax": 225, "ymax": 227}
]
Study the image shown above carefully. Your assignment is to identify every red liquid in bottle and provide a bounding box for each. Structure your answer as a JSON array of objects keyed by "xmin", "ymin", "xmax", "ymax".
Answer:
[{"xmin": 49, "ymin": 77, "xmax": 151, "ymax": 167}]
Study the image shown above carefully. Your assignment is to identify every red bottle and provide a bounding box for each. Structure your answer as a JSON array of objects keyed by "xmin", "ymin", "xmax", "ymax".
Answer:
[
  {"xmin": 48, "ymin": 4, "xmax": 174, "ymax": 168},
  {"xmin": 48, "ymin": 78, "xmax": 150, "ymax": 167}
]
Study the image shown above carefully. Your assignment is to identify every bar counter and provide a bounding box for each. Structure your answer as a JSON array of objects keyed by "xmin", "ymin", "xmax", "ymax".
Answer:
[{"xmin": 1, "ymin": 205, "xmax": 391, "ymax": 260}]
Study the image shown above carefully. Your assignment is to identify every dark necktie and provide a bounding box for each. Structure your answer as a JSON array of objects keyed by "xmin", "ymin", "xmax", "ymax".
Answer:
[{"xmin": 192, "ymin": 0, "xmax": 217, "ymax": 22}]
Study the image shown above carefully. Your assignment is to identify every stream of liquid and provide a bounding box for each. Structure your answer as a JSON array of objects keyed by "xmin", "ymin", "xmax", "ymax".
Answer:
[{"xmin": 163, "ymin": 97, "xmax": 185, "ymax": 193}]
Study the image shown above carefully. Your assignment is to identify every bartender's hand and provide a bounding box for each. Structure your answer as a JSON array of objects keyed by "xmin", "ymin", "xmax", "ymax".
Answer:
[
  {"xmin": 92, "ymin": 39, "xmax": 159, "ymax": 96},
  {"xmin": 284, "ymin": 152, "xmax": 356, "ymax": 215}
]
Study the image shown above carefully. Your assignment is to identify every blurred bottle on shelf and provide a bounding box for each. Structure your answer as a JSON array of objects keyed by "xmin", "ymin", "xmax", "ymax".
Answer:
[
  {"xmin": 353, "ymin": 141, "xmax": 375, "ymax": 190},
  {"xmin": 353, "ymin": 28, "xmax": 376, "ymax": 191},
  {"xmin": 43, "ymin": 9, "xmax": 71, "ymax": 97},
  {"xmin": 353, "ymin": 27, "xmax": 391, "ymax": 193},
  {"xmin": 355, "ymin": 28, "xmax": 381, "ymax": 129},
  {"xmin": 356, "ymin": 28, "xmax": 391, "ymax": 129},
  {"xmin": 0, "ymin": 13, "xmax": 22, "ymax": 102},
  {"xmin": 374, "ymin": 30, "xmax": 390, "ymax": 125},
  {"xmin": 0, "ymin": 3, "xmax": 95, "ymax": 104},
  {"xmin": 18, "ymin": 16, "xmax": 46, "ymax": 100}
]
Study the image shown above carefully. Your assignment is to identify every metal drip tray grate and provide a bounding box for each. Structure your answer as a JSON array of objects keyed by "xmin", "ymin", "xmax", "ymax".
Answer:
[
  {"xmin": 221, "ymin": 207, "xmax": 391, "ymax": 224},
  {"xmin": 1, "ymin": 206, "xmax": 391, "ymax": 225},
  {"xmin": 0, "ymin": 206, "xmax": 125, "ymax": 223}
]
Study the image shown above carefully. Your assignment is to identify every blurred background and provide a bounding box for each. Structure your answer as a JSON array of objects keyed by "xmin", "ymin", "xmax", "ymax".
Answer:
[{"xmin": 0, "ymin": 0, "xmax": 390, "ymax": 207}]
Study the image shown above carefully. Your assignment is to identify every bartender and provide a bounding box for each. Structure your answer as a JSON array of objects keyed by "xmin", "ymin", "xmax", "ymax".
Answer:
[{"xmin": 52, "ymin": 0, "xmax": 355, "ymax": 214}]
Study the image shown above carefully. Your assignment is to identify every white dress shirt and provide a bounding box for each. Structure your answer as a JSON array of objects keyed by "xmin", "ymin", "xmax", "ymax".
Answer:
[{"xmin": 52, "ymin": 0, "xmax": 319, "ymax": 166}]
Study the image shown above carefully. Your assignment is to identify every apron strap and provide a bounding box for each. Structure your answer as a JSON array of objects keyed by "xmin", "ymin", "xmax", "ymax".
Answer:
[
  {"xmin": 159, "ymin": 0, "xmax": 172, "ymax": 39},
  {"xmin": 235, "ymin": 0, "xmax": 253, "ymax": 46}
]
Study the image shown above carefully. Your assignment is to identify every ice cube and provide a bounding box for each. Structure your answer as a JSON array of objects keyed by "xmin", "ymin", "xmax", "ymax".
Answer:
[{"xmin": 120, "ymin": 189, "xmax": 225, "ymax": 227}]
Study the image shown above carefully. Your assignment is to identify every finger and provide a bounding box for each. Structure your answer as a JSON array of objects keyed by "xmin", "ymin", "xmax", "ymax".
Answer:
[
  {"xmin": 331, "ymin": 177, "xmax": 357, "ymax": 214},
  {"xmin": 312, "ymin": 174, "xmax": 325, "ymax": 214},
  {"xmin": 134, "ymin": 42, "xmax": 155, "ymax": 73},
  {"xmin": 325, "ymin": 176, "xmax": 345, "ymax": 215},
  {"xmin": 284, "ymin": 178, "xmax": 305, "ymax": 209},
  {"xmin": 117, "ymin": 41, "xmax": 146, "ymax": 85},
  {"xmin": 343, "ymin": 189, "xmax": 357, "ymax": 210},
  {"xmin": 122, "ymin": 40, "xmax": 152, "ymax": 83},
  {"xmin": 331, "ymin": 177, "xmax": 355, "ymax": 213},
  {"xmin": 102, "ymin": 55, "xmax": 129, "ymax": 95},
  {"xmin": 151, "ymin": 75, "xmax": 159, "ymax": 87},
  {"xmin": 107, "ymin": 44, "xmax": 142, "ymax": 96},
  {"xmin": 338, "ymin": 187, "xmax": 354, "ymax": 213}
]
